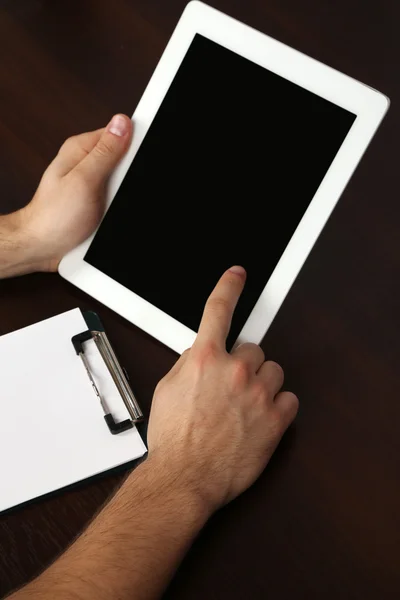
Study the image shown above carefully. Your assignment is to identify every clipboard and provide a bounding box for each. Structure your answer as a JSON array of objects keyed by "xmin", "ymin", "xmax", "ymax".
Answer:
[{"xmin": 0, "ymin": 308, "xmax": 148, "ymax": 514}]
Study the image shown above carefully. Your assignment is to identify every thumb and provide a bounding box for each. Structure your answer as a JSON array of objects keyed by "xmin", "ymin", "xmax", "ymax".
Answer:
[{"xmin": 77, "ymin": 114, "xmax": 132, "ymax": 185}]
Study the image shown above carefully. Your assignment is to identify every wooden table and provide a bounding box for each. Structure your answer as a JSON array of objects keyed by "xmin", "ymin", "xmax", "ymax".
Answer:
[{"xmin": 0, "ymin": 1, "xmax": 399, "ymax": 598}]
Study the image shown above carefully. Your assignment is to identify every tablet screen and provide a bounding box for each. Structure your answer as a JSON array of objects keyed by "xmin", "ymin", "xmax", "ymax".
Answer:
[{"xmin": 85, "ymin": 34, "xmax": 356, "ymax": 347}]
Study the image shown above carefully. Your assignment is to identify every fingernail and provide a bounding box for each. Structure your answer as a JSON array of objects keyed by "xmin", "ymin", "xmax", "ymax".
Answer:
[
  {"xmin": 229, "ymin": 265, "xmax": 246, "ymax": 276},
  {"xmin": 107, "ymin": 114, "xmax": 129, "ymax": 137}
]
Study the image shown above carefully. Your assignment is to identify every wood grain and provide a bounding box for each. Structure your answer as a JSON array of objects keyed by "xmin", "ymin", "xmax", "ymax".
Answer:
[{"xmin": 0, "ymin": 1, "xmax": 399, "ymax": 598}]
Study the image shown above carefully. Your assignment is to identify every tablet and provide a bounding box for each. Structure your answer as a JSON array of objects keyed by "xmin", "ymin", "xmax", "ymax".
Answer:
[{"xmin": 59, "ymin": 1, "xmax": 389, "ymax": 354}]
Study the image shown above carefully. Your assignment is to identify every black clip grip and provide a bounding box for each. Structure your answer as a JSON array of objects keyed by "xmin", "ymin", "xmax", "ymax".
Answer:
[
  {"xmin": 104, "ymin": 414, "xmax": 133, "ymax": 435},
  {"xmin": 72, "ymin": 330, "xmax": 93, "ymax": 354}
]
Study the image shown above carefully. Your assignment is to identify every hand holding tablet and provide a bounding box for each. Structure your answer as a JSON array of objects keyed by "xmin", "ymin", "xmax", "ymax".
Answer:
[{"xmin": 59, "ymin": 1, "xmax": 389, "ymax": 353}]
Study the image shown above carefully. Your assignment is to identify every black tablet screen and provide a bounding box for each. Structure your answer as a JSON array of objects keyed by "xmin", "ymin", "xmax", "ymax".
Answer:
[{"xmin": 85, "ymin": 34, "xmax": 356, "ymax": 346}]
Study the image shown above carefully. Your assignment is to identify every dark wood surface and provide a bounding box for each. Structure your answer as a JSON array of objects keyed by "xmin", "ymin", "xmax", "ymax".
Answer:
[{"xmin": 0, "ymin": 1, "xmax": 399, "ymax": 598}]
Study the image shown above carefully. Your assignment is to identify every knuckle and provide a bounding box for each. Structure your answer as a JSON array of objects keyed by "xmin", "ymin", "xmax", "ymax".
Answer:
[
  {"xmin": 94, "ymin": 139, "xmax": 114, "ymax": 158},
  {"xmin": 286, "ymin": 391, "xmax": 300, "ymax": 414},
  {"xmin": 234, "ymin": 343, "xmax": 265, "ymax": 370},
  {"xmin": 192, "ymin": 340, "xmax": 219, "ymax": 368},
  {"xmin": 239, "ymin": 342, "xmax": 258, "ymax": 352},
  {"xmin": 274, "ymin": 392, "xmax": 299, "ymax": 430},
  {"xmin": 251, "ymin": 379, "xmax": 268, "ymax": 401},
  {"xmin": 268, "ymin": 360, "xmax": 284, "ymax": 380},
  {"xmin": 252, "ymin": 344, "xmax": 265, "ymax": 363},
  {"xmin": 231, "ymin": 358, "xmax": 252, "ymax": 388}
]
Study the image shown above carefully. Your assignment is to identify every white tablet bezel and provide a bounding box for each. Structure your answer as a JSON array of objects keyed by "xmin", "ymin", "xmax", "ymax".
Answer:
[{"xmin": 59, "ymin": 0, "xmax": 389, "ymax": 355}]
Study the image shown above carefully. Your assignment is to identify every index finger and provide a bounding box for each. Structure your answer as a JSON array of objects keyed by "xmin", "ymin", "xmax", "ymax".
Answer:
[{"xmin": 196, "ymin": 266, "xmax": 247, "ymax": 348}]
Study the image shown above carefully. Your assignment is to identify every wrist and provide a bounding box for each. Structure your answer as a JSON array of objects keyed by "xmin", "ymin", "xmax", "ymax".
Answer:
[
  {"xmin": 18, "ymin": 205, "xmax": 58, "ymax": 272},
  {"xmin": 127, "ymin": 453, "xmax": 214, "ymax": 525},
  {"xmin": 0, "ymin": 210, "xmax": 41, "ymax": 277}
]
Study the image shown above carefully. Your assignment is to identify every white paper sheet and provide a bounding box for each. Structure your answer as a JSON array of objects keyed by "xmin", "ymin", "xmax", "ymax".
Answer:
[{"xmin": 0, "ymin": 309, "xmax": 147, "ymax": 512}]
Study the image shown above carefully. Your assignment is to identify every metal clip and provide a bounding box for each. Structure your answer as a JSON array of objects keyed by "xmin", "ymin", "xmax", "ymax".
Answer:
[{"xmin": 72, "ymin": 330, "xmax": 144, "ymax": 435}]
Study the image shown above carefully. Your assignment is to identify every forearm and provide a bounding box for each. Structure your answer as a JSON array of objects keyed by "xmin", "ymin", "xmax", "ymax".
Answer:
[
  {"xmin": 0, "ymin": 210, "xmax": 43, "ymax": 278},
  {"xmin": 10, "ymin": 455, "xmax": 209, "ymax": 600}
]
